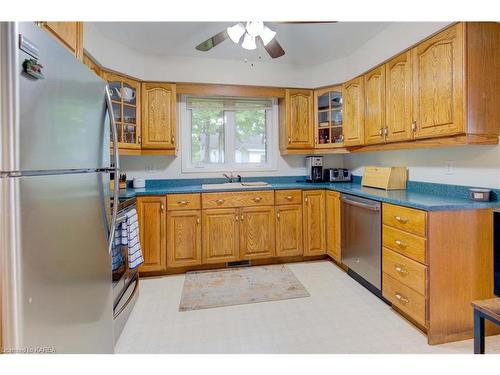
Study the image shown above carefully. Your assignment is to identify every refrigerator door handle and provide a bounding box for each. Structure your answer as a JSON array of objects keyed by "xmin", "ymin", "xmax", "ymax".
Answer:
[{"xmin": 105, "ymin": 86, "xmax": 120, "ymax": 254}]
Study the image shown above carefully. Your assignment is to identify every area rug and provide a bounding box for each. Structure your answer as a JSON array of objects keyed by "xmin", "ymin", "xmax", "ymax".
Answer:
[{"xmin": 179, "ymin": 264, "xmax": 310, "ymax": 311}]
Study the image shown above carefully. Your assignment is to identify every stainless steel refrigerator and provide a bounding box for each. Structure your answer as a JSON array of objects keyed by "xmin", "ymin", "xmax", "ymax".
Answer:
[{"xmin": 0, "ymin": 22, "xmax": 120, "ymax": 353}]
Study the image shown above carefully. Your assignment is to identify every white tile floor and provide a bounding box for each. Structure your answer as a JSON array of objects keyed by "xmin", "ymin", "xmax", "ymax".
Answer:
[{"xmin": 115, "ymin": 260, "xmax": 500, "ymax": 354}]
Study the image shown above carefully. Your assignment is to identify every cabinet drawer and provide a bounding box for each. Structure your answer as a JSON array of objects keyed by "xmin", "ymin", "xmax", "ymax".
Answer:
[
  {"xmin": 275, "ymin": 190, "xmax": 302, "ymax": 205},
  {"xmin": 167, "ymin": 193, "xmax": 201, "ymax": 210},
  {"xmin": 383, "ymin": 225, "xmax": 426, "ymax": 264},
  {"xmin": 383, "ymin": 273, "xmax": 427, "ymax": 327},
  {"xmin": 202, "ymin": 191, "xmax": 274, "ymax": 209},
  {"xmin": 383, "ymin": 203, "xmax": 427, "ymax": 237},
  {"xmin": 382, "ymin": 248, "xmax": 427, "ymax": 295}
]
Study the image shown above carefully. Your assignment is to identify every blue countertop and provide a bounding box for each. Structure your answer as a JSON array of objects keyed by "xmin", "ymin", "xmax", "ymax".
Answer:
[{"xmin": 120, "ymin": 176, "xmax": 500, "ymax": 212}]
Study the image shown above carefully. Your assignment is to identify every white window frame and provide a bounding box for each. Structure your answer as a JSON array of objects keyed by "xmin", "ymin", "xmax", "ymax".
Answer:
[{"xmin": 180, "ymin": 95, "xmax": 278, "ymax": 173}]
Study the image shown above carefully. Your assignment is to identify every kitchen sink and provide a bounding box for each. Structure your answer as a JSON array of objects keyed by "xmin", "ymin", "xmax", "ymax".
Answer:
[{"xmin": 201, "ymin": 181, "xmax": 270, "ymax": 190}]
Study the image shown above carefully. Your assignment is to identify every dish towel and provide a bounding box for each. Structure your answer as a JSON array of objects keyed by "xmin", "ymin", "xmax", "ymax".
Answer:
[{"xmin": 122, "ymin": 208, "xmax": 144, "ymax": 270}]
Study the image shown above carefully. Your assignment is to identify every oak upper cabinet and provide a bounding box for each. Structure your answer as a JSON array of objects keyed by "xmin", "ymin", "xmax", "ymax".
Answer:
[
  {"xmin": 276, "ymin": 205, "xmax": 303, "ymax": 257},
  {"xmin": 137, "ymin": 196, "xmax": 166, "ymax": 273},
  {"xmin": 314, "ymin": 86, "xmax": 344, "ymax": 148},
  {"xmin": 202, "ymin": 208, "xmax": 240, "ymax": 264},
  {"xmin": 142, "ymin": 82, "xmax": 177, "ymax": 150},
  {"xmin": 279, "ymin": 89, "xmax": 314, "ymax": 151},
  {"xmin": 385, "ymin": 51, "xmax": 413, "ymax": 142},
  {"xmin": 342, "ymin": 77, "xmax": 365, "ymax": 146},
  {"xmin": 325, "ymin": 191, "xmax": 341, "ymax": 262},
  {"xmin": 412, "ymin": 23, "xmax": 464, "ymax": 139},
  {"xmin": 38, "ymin": 22, "xmax": 83, "ymax": 60},
  {"xmin": 167, "ymin": 210, "xmax": 202, "ymax": 268},
  {"xmin": 239, "ymin": 206, "xmax": 276, "ymax": 260},
  {"xmin": 303, "ymin": 190, "xmax": 326, "ymax": 256},
  {"xmin": 102, "ymin": 71, "xmax": 142, "ymax": 151},
  {"xmin": 364, "ymin": 66, "xmax": 386, "ymax": 145}
]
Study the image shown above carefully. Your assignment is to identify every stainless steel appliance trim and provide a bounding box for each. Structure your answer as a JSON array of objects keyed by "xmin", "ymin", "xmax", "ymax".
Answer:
[
  {"xmin": 113, "ymin": 275, "xmax": 139, "ymax": 343},
  {"xmin": 342, "ymin": 196, "xmax": 381, "ymax": 211},
  {"xmin": 105, "ymin": 86, "xmax": 120, "ymax": 254}
]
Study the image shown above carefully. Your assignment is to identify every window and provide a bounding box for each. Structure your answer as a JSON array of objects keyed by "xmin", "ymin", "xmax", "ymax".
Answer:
[{"xmin": 181, "ymin": 96, "xmax": 277, "ymax": 172}]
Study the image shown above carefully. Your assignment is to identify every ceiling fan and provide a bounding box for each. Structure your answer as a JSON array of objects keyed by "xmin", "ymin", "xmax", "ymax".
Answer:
[{"xmin": 195, "ymin": 21, "xmax": 285, "ymax": 58}]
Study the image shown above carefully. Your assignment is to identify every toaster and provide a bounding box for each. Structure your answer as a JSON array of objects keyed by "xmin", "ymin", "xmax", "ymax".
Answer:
[{"xmin": 324, "ymin": 168, "xmax": 352, "ymax": 182}]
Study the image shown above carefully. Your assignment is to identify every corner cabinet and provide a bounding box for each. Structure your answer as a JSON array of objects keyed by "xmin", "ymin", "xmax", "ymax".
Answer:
[
  {"xmin": 142, "ymin": 82, "xmax": 177, "ymax": 152},
  {"xmin": 37, "ymin": 22, "xmax": 83, "ymax": 60},
  {"xmin": 342, "ymin": 77, "xmax": 365, "ymax": 146},
  {"xmin": 102, "ymin": 71, "xmax": 142, "ymax": 152},
  {"xmin": 314, "ymin": 86, "xmax": 344, "ymax": 148},
  {"xmin": 137, "ymin": 196, "xmax": 166, "ymax": 274},
  {"xmin": 279, "ymin": 89, "xmax": 314, "ymax": 151},
  {"xmin": 412, "ymin": 23, "xmax": 465, "ymax": 139}
]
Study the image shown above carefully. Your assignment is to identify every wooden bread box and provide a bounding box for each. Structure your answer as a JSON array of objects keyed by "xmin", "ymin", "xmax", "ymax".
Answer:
[{"xmin": 362, "ymin": 166, "xmax": 408, "ymax": 190}]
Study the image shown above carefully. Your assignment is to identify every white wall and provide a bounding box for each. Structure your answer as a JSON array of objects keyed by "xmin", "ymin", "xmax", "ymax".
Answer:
[{"xmin": 343, "ymin": 143, "xmax": 500, "ymax": 188}]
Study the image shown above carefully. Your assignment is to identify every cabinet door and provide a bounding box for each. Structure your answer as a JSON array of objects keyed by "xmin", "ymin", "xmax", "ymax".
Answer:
[
  {"xmin": 285, "ymin": 89, "xmax": 314, "ymax": 149},
  {"xmin": 326, "ymin": 191, "xmax": 341, "ymax": 262},
  {"xmin": 39, "ymin": 22, "xmax": 83, "ymax": 60},
  {"xmin": 412, "ymin": 23, "xmax": 465, "ymax": 138},
  {"xmin": 303, "ymin": 190, "xmax": 326, "ymax": 256},
  {"xmin": 142, "ymin": 82, "xmax": 177, "ymax": 149},
  {"xmin": 202, "ymin": 208, "xmax": 239, "ymax": 264},
  {"xmin": 342, "ymin": 77, "xmax": 365, "ymax": 146},
  {"xmin": 276, "ymin": 205, "xmax": 303, "ymax": 257},
  {"xmin": 167, "ymin": 210, "xmax": 201, "ymax": 267},
  {"xmin": 364, "ymin": 66, "xmax": 386, "ymax": 145},
  {"xmin": 240, "ymin": 206, "xmax": 276, "ymax": 260},
  {"xmin": 385, "ymin": 51, "xmax": 413, "ymax": 142},
  {"xmin": 137, "ymin": 196, "xmax": 166, "ymax": 273}
]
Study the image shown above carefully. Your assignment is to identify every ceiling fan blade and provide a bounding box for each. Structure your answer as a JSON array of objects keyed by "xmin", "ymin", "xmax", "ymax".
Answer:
[
  {"xmin": 195, "ymin": 30, "xmax": 229, "ymax": 51},
  {"xmin": 261, "ymin": 37, "xmax": 285, "ymax": 59}
]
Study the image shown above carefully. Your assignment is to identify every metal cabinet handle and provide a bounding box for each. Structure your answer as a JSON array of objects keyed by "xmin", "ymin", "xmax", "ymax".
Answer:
[
  {"xmin": 395, "ymin": 265, "xmax": 409, "ymax": 275},
  {"xmin": 411, "ymin": 121, "xmax": 417, "ymax": 132},
  {"xmin": 395, "ymin": 239, "xmax": 407, "ymax": 247},
  {"xmin": 288, "ymin": 137, "xmax": 292, "ymax": 144},
  {"xmin": 378, "ymin": 128, "xmax": 383, "ymax": 136},
  {"xmin": 216, "ymin": 199, "xmax": 225, "ymax": 204},
  {"xmin": 285, "ymin": 196, "xmax": 294, "ymax": 201},
  {"xmin": 384, "ymin": 127, "xmax": 388, "ymax": 136},
  {"xmin": 305, "ymin": 197, "xmax": 308, "ymax": 203},
  {"xmin": 177, "ymin": 200, "xmax": 189, "ymax": 206},
  {"xmin": 394, "ymin": 215, "xmax": 409, "ymax": 223},
  {"xmin": 240, "ymin": 214, "xmax": 244, "ymax": 221},
  {"xmin": 196, "ymin": 217, "xmax": 200, "ymax": 225},
  {"xmin": 160, "ymin": 204, "xmax": 165, "ymax": 212},
  {"xmin": 253, "ymin": 197, "xmax": 262, "ymax": 202},
  {"xmin": 395, "ymin": 293, "xmax": 409, "ymax": 304},
  {"xmin": 171, "ymin": 135, "xmax": 175, "ymax": 144},
  {"xmin": 277, "ymin": 212, "xmax": 280, "ymax": 220},
  {"xmin": 235, "ymin": 215, "xmax": 239, "ymax": 222}
]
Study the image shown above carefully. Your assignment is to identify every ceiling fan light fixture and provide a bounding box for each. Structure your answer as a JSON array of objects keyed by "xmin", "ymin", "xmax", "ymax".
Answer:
[
  {"xmin": 260, "ymin": 26, "xmax": 276, "ymax": 46},
  {"xmin": 227, "ymin": 23, "xmax": 246, "ymax": 43},
  {"xmin": 245, "ymin": 21, "xmax": 264, "ymax": 37},
  {"xmin": 241, "ymin": 33, "xmax": 257, "ymax": 50}
]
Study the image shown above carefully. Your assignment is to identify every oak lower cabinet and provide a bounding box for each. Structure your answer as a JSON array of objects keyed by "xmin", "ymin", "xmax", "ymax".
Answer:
[
  {"xmin": 303, "ymin": 190, "xmax": 326, "ymax": 256},
  {"xmin": 275, "ymin": 205, "xmax": 303, "ymax": 257},
  {"xmin": 167, "ymin": 210, "xmax": 202, "ymax": 267},
  {"xmin": 142, "ymin": 82, "xmax": 177, "ymax": 151},
  {"xmin": 202, "ymin": 208, "xmax": 240, "ymax": 264},
  {"xmin": 137, "ymin": 196, "xmax": 166, "ymax": 273},
  {"xmin": 239, "ymin": 206, "xmax": 276, "ymax": 260},
  {"xmin": 325, "ymin": 191, "xmax": 341, "ymax": 262}
]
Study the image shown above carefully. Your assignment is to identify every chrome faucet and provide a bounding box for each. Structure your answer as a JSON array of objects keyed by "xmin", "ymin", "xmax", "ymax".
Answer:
[{"xmin": 223, "ymin": 172, "xmax": 234, "ymax": 183}]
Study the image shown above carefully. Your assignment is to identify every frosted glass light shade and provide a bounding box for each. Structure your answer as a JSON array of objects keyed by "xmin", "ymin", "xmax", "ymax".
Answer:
[
  {"xmin": 241, "ymin": 33, "xmax": 257, "ymax": 50},
  {"xmin": 260, "ymin": 26, "xmax": 276, "ymax": 45},
  {"xmin": 227, "ymin": 23, "xmax": 245, "ymax": 43}
]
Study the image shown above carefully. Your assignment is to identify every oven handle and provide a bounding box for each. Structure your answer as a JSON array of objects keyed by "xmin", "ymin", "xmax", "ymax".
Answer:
[{"xmin": 342, "ymin": 196, "xmax": 380, "ymax": 212}]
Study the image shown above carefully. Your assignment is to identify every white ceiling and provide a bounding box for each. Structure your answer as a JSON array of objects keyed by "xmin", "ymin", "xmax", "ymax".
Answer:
[{"xmin": 89, "ymin": 22, "xmax": 390, "ymax": 66}]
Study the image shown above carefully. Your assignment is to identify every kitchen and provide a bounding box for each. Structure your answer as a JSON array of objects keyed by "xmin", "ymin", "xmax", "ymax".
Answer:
[{"xmin": 1, "ymin": 2, "xmax": 500, "ymax": 371}]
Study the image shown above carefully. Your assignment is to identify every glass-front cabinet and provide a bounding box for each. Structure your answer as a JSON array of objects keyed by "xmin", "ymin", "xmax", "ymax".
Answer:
[
  {"xmin": 102, "ymin": 71, "xmax": 142, "ymax": 151},
  {"xmin": 314, "ymin": 86, "xmax": 344, "ymax": 148}
]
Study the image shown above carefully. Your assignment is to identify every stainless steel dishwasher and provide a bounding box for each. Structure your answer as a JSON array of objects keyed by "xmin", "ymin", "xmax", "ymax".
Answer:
[{"xmin": 341, "ymin": 194, "xmax": 382, "ymax": 296}]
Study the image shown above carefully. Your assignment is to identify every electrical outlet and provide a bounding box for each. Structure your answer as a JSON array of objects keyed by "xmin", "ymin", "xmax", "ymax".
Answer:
[{"xmin": 445, "ymin": 160, "xmax": 454, "ymax": 175}]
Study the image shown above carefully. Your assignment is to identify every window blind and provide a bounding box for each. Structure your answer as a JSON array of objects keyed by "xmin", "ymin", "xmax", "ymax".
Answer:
[{"xmin": 186, "ymin": 96, "xmax": 272, "ymax": 111}]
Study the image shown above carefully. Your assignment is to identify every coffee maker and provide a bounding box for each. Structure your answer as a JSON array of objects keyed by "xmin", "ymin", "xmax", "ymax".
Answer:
[{"xmin": 306, "ymin": 156, "xmax": 323, "ymax": 182}]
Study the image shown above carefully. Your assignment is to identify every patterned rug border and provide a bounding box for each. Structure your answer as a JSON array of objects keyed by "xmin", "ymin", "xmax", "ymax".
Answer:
[{"xmin": 179, "ymin": 264, "xmax": 310, "ymax": 312}]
